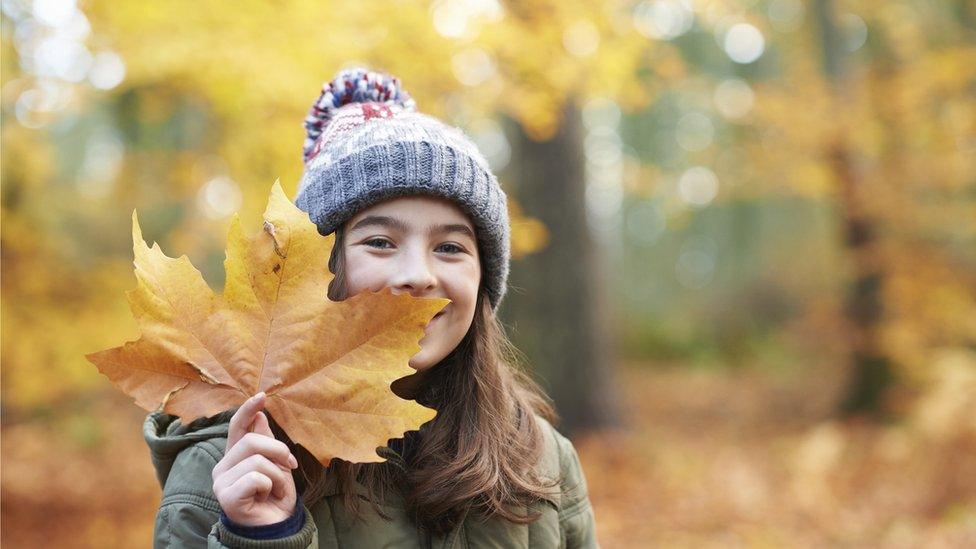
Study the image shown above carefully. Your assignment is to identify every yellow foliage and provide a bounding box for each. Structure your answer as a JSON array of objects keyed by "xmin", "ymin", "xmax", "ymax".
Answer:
[{"xmin": 910, "ymin": 348, "xmax": 976, "ymax": 439}]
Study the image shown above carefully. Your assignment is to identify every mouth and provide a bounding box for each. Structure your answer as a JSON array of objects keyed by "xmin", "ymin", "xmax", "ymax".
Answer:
[{"xmin": 428, "ymin": 309, "xmax": 447, "ymax": 326}]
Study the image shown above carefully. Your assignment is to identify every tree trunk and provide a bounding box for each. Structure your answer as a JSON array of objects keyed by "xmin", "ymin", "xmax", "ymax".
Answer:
[
  {"xmin": 813, "ymin": 0, "xmax": 893, "ymax": 416},
  {"xmin": 500, "ymin": 101, "xmax": 621, "ymax": 435}
]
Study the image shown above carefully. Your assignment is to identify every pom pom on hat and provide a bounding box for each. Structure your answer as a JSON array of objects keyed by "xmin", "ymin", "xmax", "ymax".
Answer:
[{"xmin": 302, "ymin": 67, "xmax": 417, "ymax": 164}]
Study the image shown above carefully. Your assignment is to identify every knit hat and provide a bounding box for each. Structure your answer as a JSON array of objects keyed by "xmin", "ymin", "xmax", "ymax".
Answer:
[{"xmin": 294, "ymin": 67, "xmax": 511, "ymax": 310}]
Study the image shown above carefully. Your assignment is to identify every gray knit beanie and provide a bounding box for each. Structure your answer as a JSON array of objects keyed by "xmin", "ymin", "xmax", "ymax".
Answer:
[{"xmin": 293, "ymin": 67, "xmax": 510, "ymax": 310}]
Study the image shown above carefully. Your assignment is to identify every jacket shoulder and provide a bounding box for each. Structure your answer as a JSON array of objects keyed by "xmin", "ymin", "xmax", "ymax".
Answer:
[
  {"xmin": 160, "ymin": 437, "xmax": 227, "ymax": 505},
  {"xmin": 533, "ymin": 414, "xmax": 599, "ymax": 547},
  {"xmin": 532, "ymin": 415, "xmax": 586, "ymax": 505},
  {"xmin": 154, "ymin": 439, "xmax": 228, "ymax": 548},
  {"xmin": 144, "ymin": 410, "xmax": 233, "ymax": 488}
]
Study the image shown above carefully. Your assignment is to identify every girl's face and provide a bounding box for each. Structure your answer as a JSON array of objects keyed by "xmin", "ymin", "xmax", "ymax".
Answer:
[{"xmin": 342, "ymin": 195, "xmax": 481, "ymax": 371}]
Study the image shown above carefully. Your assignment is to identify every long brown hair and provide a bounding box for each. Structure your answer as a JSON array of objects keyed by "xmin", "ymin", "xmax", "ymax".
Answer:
[{"xmin": 269, "ymin": 223, "xmax": 560, "ymax": 535}]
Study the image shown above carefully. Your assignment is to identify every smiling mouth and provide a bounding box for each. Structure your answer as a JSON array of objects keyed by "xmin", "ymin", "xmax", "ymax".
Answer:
[{"xmin": 424, "ymin": 313, "xmax": 442, "ymax": 333}]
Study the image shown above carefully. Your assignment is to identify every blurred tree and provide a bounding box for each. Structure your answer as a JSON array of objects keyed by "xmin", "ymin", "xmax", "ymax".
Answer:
[
  {"xmin": 503, "ymin": 101, "xmax": 620, "ymax": 432},
  {"xmin": 747, "ymin": 0, "xmax": 976, "ymax": 417},
  {"xmin": 479, "ymin": 0, "xmax": 663, "ymax": 432},
  {"xmin": 812, "ymin": 0, "xmax": 891, "ymax": 415}
]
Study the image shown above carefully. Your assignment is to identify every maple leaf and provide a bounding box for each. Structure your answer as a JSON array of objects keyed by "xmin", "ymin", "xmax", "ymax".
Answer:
[{"xmin": 86, "ymin": 181, "xmax": 446, "ymax": 464}]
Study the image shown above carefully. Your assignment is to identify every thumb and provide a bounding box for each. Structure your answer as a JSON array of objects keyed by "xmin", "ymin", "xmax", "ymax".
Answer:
[{"xmin": 251, "ymin": 409, "xmax": 274, "ymax": 438}]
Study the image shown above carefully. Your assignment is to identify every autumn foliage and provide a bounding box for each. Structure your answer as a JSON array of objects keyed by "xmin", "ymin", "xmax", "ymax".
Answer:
[{"xmin": 2, "ymin": 0, "xmax": 975, "ymax": 547}]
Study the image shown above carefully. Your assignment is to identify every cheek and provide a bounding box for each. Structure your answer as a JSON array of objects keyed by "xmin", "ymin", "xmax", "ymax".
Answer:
[
  {"xmin": 343, "ymin": 249, "xmax": 389, "ymax": 294},
  {"xmin": 445, "ymin": 265, "xmax": 481, "ymax": 310}
]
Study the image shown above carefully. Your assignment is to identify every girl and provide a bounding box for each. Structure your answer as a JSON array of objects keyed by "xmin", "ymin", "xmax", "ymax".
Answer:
[{"xmin": 145, "ymin": 67, "xmax": 597, "ymax": 548}]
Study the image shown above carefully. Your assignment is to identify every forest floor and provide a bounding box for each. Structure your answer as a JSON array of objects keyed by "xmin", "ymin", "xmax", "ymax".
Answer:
[
  {"xmin": 2, "ymin": 363, "xmax": 975, "ymax": 547},
  {"xmin": 578, "ymin": 362, "xmax": 976, "ymax": 548}
]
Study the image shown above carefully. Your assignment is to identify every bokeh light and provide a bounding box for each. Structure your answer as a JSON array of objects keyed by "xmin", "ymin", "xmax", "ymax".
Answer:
[
  {"xmin": 78, "ymin": 129, "xmax": 125, "ymax": 197},
  {"xmin": 32, "ymin": 0, "xmax": 76, "ymax": 27},
  {"xmin": 625, "ymin": 199, "xmax": 666, "ymax": 245},
  {"xmin": 840, "ymin": 13, "xmax": 868, "ymax": 53},
  {"xmin": 563, "ymin": 19, "xmax": 600, "ymax": 58},
  {"xmin": 430, "ymin": 0, "xmax": 503, "ymax": 39},
  {"xmin": 675, "ymin": 235, "xmax": 717, "ymax": 289},
  {"xmin": 583, "ymin": 97, "xmax": 624, "ymax": 237},
  {"xmin": 767, "ymin": 0, "xmax": 805, "ymax": 33},
  {"xmin": 723, "ymin": 23, "xmax": 765, "ymax": 64},
  {"xmin": 713, "ymin": 78, "xmax": 755, "ymax": 120},
  {"xmin": 451, "ymin": 48, "xmax": 495, "ymax": 86},
  {"xmin": 468, "ymin": 118, "xmax": 511, "ymax": 171},
  {"xmin": 632, "ymin": 0, "xmax": 695, "ymax": 41},
  {"xmin": 678, "ymin": 166, "xmax": 719, "ymax": 207},
  {"xmin": 88, "ymin": 52, "xmax": 126, "ymax": 90},
  {"xmin": 197, "ymin": 176, "xmax": 243, "ymax": 220}
]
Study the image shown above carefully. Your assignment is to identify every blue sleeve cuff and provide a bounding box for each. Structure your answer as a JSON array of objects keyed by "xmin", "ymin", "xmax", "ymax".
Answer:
[{"xmin": 219, "ymin": 501, "xmax": 306, "ymax": 539}]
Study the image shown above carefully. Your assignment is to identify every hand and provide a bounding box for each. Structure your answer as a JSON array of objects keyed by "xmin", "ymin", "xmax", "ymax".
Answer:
[{"xmin": 212, "ymin": 392, "xmax": 299, "ymax": 526}]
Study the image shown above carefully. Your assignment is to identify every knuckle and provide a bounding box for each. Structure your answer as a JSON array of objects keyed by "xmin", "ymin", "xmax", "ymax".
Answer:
[
  {"xmin": 241, "ymin": 431, "xmax": 284, "ymax": 455},
  {"xmin": 240, "ymin": 470, "xmax": 258, "ymax": 486},
  {"xmin": 240, "ymin": 432, "xmax": 262, "ymax": 449},
  {"xmin": 245, "ymin": 453, "xmax": 270, "ymax": 472},
  {"xmin": 247, "ymin": 471, "xmax": 271, "ymax": 488},
  {"xmin": 213, "ymin": 457, "xmax": 228, "ymax": 474}
]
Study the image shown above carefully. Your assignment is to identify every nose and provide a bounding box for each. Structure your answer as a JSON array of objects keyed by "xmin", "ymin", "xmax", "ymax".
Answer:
[{"xmin": 390, "ymin": 246, "xmax": 437, "ymax": 297}]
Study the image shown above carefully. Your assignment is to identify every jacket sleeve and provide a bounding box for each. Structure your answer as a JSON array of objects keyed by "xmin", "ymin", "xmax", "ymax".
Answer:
[
  {"xmin": 154, "ymin": 442, "xmax": 317, "ymax": 549},
  {"xmin": 209, "ymin": 505, "xmax": 317, "ymax": 549},
  {"xmin": 554, "ymin": 430, "xmax": 599, "ymax": 549}
]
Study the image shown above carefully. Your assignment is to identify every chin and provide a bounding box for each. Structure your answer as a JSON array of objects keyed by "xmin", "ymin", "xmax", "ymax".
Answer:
[
  {"xmin": 411, "ymin": 343, "xmax": 454, "ymax": 371},
  {"xmin": 408, "ymin": 351, "xmax": 434, "ymax": 371}
]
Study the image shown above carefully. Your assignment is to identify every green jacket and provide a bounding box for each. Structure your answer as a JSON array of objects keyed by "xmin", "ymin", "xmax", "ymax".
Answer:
[{"xmin": 144, "ymin": 411, "xmax": 599, "ymax": 548}]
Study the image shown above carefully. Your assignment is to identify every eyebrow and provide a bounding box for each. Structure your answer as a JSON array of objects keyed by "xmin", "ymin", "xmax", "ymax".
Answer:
[{"xmin": 348, "ymin": 215, "xmax": 476, "ymax": 240}]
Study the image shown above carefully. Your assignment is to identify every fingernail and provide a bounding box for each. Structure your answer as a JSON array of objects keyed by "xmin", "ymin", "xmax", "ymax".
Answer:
[
  {"xmin": 288, "ymin": 454, "xmax": 298, "ymax": 469},
  {"xmin": 254, "ymin": 391, "xmax": 265, "ymax": 400}
]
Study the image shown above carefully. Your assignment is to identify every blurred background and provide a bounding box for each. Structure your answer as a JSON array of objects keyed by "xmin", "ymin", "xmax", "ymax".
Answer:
[{"xmin": 2, "ymin": 0, "xmax": 975, "ymax": 546}]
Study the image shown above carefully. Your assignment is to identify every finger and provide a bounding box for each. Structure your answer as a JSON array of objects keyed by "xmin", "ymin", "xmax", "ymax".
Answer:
[
  {"xmin": 227, "ymin": 392, "xmax": 266, "ymax": 451},
  {"xmin": 214, "ymin": 454, "xmax": 291, "ymax": 501},
  {"xmin": 224, "ymin": 470, "xmax": 273, "ymax": 507},
  {"xmin": 219, "ymin": 431, "xmax": 295, "ymax": 475}
]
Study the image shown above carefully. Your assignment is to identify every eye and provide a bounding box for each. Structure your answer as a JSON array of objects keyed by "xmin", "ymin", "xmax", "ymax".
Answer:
[
  {"xmin": 436, "ymin": 243, "xmax": 464, "ymax": 254},
  {"xmin": 363, "ymin": 238, "xmax": 394, "ymax": 249}
]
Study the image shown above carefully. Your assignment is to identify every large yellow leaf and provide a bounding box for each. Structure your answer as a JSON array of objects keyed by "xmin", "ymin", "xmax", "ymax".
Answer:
[{"xmin": 86, "ymin": 181, "xmax": 446, "ymax": 464}]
